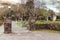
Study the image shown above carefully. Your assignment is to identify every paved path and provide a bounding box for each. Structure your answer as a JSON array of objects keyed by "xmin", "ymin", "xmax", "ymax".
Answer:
[{"xmin": 0, "ymin": 21, "xmax": 60, "ymax": 40}]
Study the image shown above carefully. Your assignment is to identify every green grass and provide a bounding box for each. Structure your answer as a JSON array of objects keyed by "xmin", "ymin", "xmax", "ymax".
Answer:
[
  {"xmin": 33, "ymin": 29, "xmax": 60, "ymax": 34},
  {"xmin": 17, "ymin": 21, "xmax": 28, "ymax": 27},
  {"xmin": 35, "ymin": 20, "xmax": 60, "ymax": 24},
  {"xmin": 17, "ymin": 21, "xmax": 23, "ymax": 27}
]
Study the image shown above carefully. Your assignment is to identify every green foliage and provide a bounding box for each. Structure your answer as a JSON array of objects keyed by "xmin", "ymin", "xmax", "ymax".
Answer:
[{"xmin": 36, "ymin": 8, "xmax": 48, "ymax": 17}]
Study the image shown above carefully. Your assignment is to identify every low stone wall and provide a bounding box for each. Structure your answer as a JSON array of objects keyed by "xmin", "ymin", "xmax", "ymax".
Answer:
[
  {"xmin": 47, "ymin": 24, "xmax": 60, "ymax": 30},
  {"xmin": 29, "ymin": 23, "xmax": 60, "ymax": 30}
]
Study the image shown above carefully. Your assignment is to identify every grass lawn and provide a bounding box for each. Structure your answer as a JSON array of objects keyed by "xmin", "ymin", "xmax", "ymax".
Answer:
[
  {"xmin": 35, "ymin": 20, "xmax": 60, "ymax": 24},
  {"xmin": 33, "ymin": 29, "xmax": 60, "ymax": 34},
  {"xmin": 17, "ymin": 21, "xmax": 23, "ymax": 27},
  {"xmin": 17, "ymin": 21, "xmax": 28, "ymax": 27}
]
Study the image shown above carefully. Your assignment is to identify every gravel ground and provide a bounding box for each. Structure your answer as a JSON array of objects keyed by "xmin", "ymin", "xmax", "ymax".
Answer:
[{"xmin": 0, "ymin": 21, "xmax": 60, "ymax": 40}]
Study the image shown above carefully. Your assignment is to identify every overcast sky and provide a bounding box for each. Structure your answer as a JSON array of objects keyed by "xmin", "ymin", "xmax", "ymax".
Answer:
[
  {"xmin": 1, "ymin": 0, "xmax": 60, "ymax": 12},
  {"xmin": 35, "ymin": 0, "xmax": 60, "ymax": 12}
]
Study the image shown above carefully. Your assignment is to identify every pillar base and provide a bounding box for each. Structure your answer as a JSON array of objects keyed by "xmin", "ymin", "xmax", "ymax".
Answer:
[{"xmin": 4, "ymin": 23, "xmax": 12, "ymax": 34}]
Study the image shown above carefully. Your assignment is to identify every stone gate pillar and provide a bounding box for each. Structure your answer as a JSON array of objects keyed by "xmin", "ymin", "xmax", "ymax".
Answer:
[{"xmin": 4, "ymin": 16, "xmax": 12, "ymax": 34}]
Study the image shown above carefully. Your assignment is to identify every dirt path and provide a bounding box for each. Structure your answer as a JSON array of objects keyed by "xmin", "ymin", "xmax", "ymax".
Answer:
[{"xmin": 0, "ymin": 21, "xmax": 60, "ymax": 40}]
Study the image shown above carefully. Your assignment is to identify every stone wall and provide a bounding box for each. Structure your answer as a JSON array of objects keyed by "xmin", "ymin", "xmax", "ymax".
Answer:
[{"xmin": 29, "ymin": 23, "xmax": 60, "ymax": 31}]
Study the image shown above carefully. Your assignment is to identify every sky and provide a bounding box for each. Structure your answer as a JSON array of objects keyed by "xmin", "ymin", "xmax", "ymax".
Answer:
[
  {"xmin": 0, "ymin": 0, "xmax": 60, "ymax": 12},
  {"xmin": 35, "ymin": 0, "xmax": 60, "ymax": 12},
  {"xmin": 1, "ymin": 0, "xmax": 27, "ymax": 4},
  {"xmin": 45, "ymin": 0, "xmax": 60, "ymax": 12}
]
